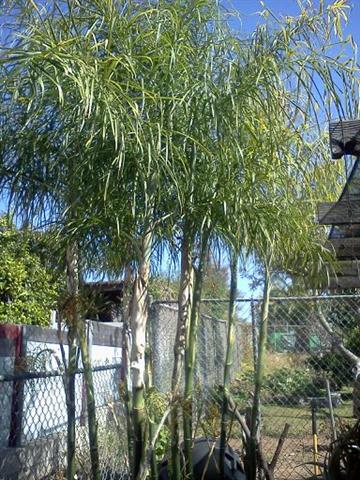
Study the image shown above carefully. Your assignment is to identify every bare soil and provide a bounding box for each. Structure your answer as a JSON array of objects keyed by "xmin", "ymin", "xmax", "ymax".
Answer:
[{"xmin": 230, "ymin": 434, "xmax": 330, "ymax": 480}]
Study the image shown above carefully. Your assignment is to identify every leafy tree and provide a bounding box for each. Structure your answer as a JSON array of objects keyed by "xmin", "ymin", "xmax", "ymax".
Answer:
[
  {"xmin": 0, "ymin": 216, "xmax": 59, "ymax": 325},
  {"xmin": 149, "ymin": 261, "xmax": 230, "ymax": 305},
  {"xmin": 148, "ymin": 277, "xmax": 179, "ymax": 302}
]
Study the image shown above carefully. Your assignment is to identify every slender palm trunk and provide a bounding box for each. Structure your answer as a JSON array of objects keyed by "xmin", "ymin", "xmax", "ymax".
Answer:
[
  {"xmin": 220, "ymin": 253, "xmax": 238, "ymax": 478},
  {"xmin": 66, "ymin": 241, "xmax": 100, "ymax": 480},
  {"xmin": 79, "ymin": 322, "xmax": 100, "ymax": 480},
  {"xmin": 66, "ymin": 334, "xmax": 77, "ymax": 480},
  {"xmin": 247, "ymin": 263, "xmax": 271, "ymax": 480},
  {"xmin": 171, "ymin": 231, "xmax": 194, "ymax": 480},
  {"xmin": 145, "ymin": 307, "xmax": 157, "ymax": 480},
  {"xmin": 148, "ymin": 419, "xmax": 157, "ymax": 480},
  {"xmin": 65, "ymin": 243, "xmax": 79, "ymax": 480},
  {"xmin": 183, "ymin": 230, "xmax": 209, "ymax": 480},
  {"xmin": 130, "ymin": 230, "xmax": 152, "ymax": 479},
  {"xmin": 121, "ymin": 265, "xmax": 134, "ymax": 471}
]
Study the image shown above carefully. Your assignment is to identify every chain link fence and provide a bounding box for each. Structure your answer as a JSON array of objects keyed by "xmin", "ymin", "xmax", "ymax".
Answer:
[
  {"xmin": 0, "ymin": 359, "xmax": 128, "ymax": 480},
  {"xmin": 153, "ymin": 295, "xmax": 360, "ymax": 480},
  {"xmin": 1, "ymin": 295, "xmax": 360, "ymax": 479},
  {"xmin": 150, "ymin": 302, "xmax": 243, "ymax": 392}
]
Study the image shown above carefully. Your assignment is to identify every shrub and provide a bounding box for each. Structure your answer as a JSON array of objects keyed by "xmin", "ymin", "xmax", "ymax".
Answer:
[
  {"xmin": 308, "ymin": 352, "xmax": 353, "ymax": 390},
  {"xmin": 146, "ymin": 387, "xmax": 170, "ymax": 461},
  {"xmin": 230, "ymin": 364, "xmax": 255, "ymax": 407},
  {"xmin": 0, "ymin": 217, "xmax": 59, "ymax": 326},
  {"xmin": 308, "ymin": 330, "xmax": 360, "ymax": 390},
  {"xmin": 263, "ymin": 366, "xmax": 322, "ymax": 403},
  {"xmin": 232, "ymin": 362, "xmax": 326, "ymax": 406}
]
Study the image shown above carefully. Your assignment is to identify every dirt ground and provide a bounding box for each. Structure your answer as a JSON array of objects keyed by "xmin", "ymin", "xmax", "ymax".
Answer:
[
  {"xmin": 230, "ymin": 434, "xmax": 329, "ymax": 480},
  {"xmin": 263, "ymin": 434, "xmax": 328, "ymax": 480}
]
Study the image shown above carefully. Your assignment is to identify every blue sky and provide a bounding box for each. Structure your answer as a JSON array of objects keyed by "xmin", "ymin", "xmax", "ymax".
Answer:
[{"xmin": 229, "ymin": 0, "xmax": 360, "ymax": 44}]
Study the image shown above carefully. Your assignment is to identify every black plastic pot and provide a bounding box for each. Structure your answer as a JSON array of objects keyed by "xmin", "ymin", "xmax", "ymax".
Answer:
[{"xmin": 158, "ymin": 437, "xmax": 246, "ymax": 480}]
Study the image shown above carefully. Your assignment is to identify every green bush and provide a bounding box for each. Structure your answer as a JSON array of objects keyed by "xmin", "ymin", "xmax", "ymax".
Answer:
[
  {"xmin": 230, "ymin": 364, "xmax": 255, "ymax": 407},
  {"xmin": 308, "ymin": 352, "xmax": 353, "ymax": 390},
  {"xmin": 346, "ymin": 327, "xmax": 360, "ymax": 357},
  {"xmin": 308, "ymin": 329, "xmax": 360, "ymax": 390},
  {"xmin": 0, "ymin": 217, "xmax": 59, "ymax": 326},
  {"xmin": 146, "ymin": 387, "xmax": 170, "ymax": 461},
  {"xmin": 232, "ymin": 363, "xmax": 327, "ymax": 406},
  {"xmin": 263, "ymin": 366, "xmax": 322, "ymax": 402}
]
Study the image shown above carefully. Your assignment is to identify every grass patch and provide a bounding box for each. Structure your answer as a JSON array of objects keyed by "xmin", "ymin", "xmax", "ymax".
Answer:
[{"xmin": 261, "ymin": 400, "xmax": 355, "ymax": 438}]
